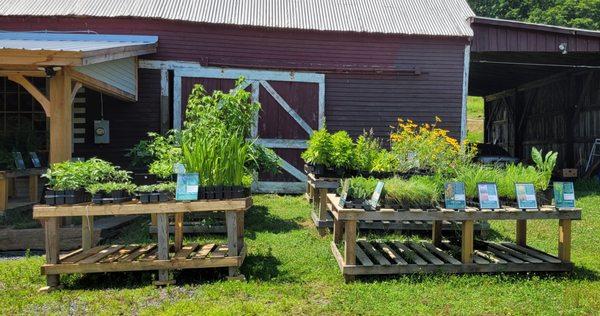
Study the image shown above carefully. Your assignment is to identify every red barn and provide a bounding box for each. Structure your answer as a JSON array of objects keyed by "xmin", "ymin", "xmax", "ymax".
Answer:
[{"xmin": 0, "ymin": 0, "xmax": 475, "ymax": 192}]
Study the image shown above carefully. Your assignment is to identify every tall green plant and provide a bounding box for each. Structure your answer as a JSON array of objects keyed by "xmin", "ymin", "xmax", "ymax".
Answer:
[
  {"xmin": 330, "ymin": 131, "xmax": 355, "ymax": 169},
  {"xmin": 301, "ymin": 129, "xmax": 332, "ymax": 166},
  {"xmin": 531, "ymin": 147, "xmax": 557, "ymax": 189},
  {"xmin": 353, "ymin": 131, "xmax": 382, "ymax": 172}
]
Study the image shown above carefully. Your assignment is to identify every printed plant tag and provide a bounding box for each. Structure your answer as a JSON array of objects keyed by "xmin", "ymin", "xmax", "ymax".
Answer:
[
  {"xmin": 515, "ymin": 183, "xmax": 538, "ymax": 209},
  {"xmin": 444, "ymin": 182, "xmax": 466, "ymax": 209},
  {"xmin": 477, "ymin": 182, "xmax": 500, "ymax": 209}
]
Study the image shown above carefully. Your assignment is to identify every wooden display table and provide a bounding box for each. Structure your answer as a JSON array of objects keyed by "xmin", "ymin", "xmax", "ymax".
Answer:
[
  {"xmin": 0, "ymin": 168, "xmax": 45, "ymax": 213},
  {"xmin": 33, "ymin": 197, "xmax": 252, "ymax": 291},
  {"xmin": 308, "ymin": 173, "xmax": 489, "ymax": 237},
  {"xmin": 327, "ymin": 194, "xmax": 581, "ymax": 282}
]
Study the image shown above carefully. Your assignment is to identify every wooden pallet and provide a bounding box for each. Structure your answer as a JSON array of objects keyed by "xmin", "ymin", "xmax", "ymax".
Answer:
[
  {"xmin": 331, "ymin": 240, "xmax": 572, "ymax": 277},
  {"xmin": 311, "ymin": 209, "xmax": 490, "ymax": 235},
  {"xmin": 44, "ymin": 243, "xmax": 246, "ymax": 275},
  {"xmin": 149, "ymin": 212, "xmax": 226, "ymax": 234}
]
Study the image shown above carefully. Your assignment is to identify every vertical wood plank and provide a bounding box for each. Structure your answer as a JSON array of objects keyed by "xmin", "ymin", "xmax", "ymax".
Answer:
[
  {"xmin": 174, "ymin": 212, "xmax": 184, "ymax": 252},
  {"xmin": 344, "ymin": 220, "xmax": 357, "ymax": 265},
  {"xmin": 461, "ymin": 220, "xmax": 474, "ymax": 263},
  {"xmin": 0, "ymin": 176, "xmax": 7, "ymax": 214},
  {"xmin": 45, "ymin": 217, "xmax": 60, "ymax": 287},
  {"xmin": 236, "ymin": 210, "xmax": 244, "ymax": 249},
  {"xmin": 558, "ymin": 219, "xmax": 572, "ymax": 262},
  {"xmin": 156, "ymin": 213, "xmax": 170, "ymax": 282},
  {"xmin": 49, "ymin": 70, "xmax": 73, "ymax": 164},
  {"xmin": 313, "ymin": 188, "xmax": 321, "ymax": 219},
  {"xmin": 432, "ymin": 220, "xmax": 442, "ymax": 247},
  {"xmin": 81, "ymin": 216, "xmax": 94, "ymax": 250},
  {"xmin": 516, "ymin": 220, "xmax": 527, "ymax": 246},
  {"xmin": 333, "ymin": 218, "xmax": 344, "ymax": 244},
  {"xmin": 226, "ymin": 211, "xmax": 240, "ymax": 276},
  {"xmin": 318, "ymin": 189, "xmax": 328, "ymax": 220},
  {"xmin": 29, "ymin": 174, "xmax": 39, "ymax": 202},
  {"xmin": 151, "ymin": 213, "xmax": 157, "ymax": 227}
]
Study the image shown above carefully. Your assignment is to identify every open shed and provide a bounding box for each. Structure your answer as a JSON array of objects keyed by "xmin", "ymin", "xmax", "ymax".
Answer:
[{"xmin": 469, "ymin": 17, "xmax": 600, "ymax": 173}]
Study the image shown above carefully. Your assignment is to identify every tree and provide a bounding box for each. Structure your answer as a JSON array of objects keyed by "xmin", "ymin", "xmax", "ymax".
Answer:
[{"xmin": 468, "ymin": 0, "xmax": 600, "ymax": 30}]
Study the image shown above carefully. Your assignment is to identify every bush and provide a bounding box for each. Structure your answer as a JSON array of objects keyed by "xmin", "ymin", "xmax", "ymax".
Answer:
[
  {"xmin": 330, "ymin": 131, "xmax": 355, "ymax": 169},
  {"xmin": 353, "ymin": 131, "xmax": 382, "ymax": 172},
  {"xmin": 371, "ymin": 149, "xmax": 399, "ymax": 173},
  {"xmin": 301, "ymin": 129, "xmax": 332, "ymax": 166},
  {"xmin": 43, "ymin": 158, "xmax": 131, "ymax": 191}
]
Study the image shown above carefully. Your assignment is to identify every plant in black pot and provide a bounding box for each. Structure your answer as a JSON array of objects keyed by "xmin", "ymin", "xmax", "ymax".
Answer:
[
  {"xmin": 329, "ymin": 131, "xmax": 355, "ymax": 178},
  {"xmin": 42, "ymin": 160, "xmax": 91, "ymax": 205},
  {"xmin": 301, "ymin": 128, "xmax": 332, "ymax": 177}
]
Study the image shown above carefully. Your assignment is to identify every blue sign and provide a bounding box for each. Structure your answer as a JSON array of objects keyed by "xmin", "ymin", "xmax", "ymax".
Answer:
[
  {"xmin": 554, "ymin": 182, "xmax": 575, "ymax": 208},
  {"xmin": 176, "ymin": 173, "xmax": 199, "ymax": 201},
  {"xmin": 444, "ymin": 182, "xmax": 466, "ymax": 209},
  {"xmin": 515, "ymin": 183, "xmax": 538, "ymax": 209},
  {"xmin": 477, "ymin": 182, "xmax": 500, "ymax": 209}
]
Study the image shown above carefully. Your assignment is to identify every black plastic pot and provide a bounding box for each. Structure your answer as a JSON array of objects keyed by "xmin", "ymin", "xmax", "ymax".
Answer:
[
  {"xmin": 149, "ymin": 192, "xmax": 159, "ymax": 203},
  {"xmin": 44, "ymin": 189, "xmax": 56, "ymax": 205},
  {"xmin": 214, "ymin": 185, "xmax": 224, "ymax": 200},
  {"xmin": 223, "ymin": 186, "xmax": 233, "ymax": 199},
  {"xmin": 139, "ymin": 192, "xmax": 151, "ymax": 204},
  {"xmin": 111, "ymin": 189, "xmax": 124, "ymax": 199},
  {"xmin": 92, "ymin": 191, "xmax": 105, "ymax": 204},
  {"xmin": 198, "ymin": 186, "xmax": 206, "ymax": 200},
  {"xmin": 158, "ymin": 191, "xmax": 171, "ymax": 202},
  {"xmin": 55, "ymin": 190, "xmax": 65, "ymax": 205}
]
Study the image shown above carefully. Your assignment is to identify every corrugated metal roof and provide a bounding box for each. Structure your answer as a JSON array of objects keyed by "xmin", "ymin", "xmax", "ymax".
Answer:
[
  {"xmin": 0, "ymin": 0, "xmax": 475, "ymax": 37},
  {"xmin": 0, "ymin": 32, "xmax": 158, "ymax": 52}
]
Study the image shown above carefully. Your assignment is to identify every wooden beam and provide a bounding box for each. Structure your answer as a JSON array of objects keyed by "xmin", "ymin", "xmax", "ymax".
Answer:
[
  {"xmin": 516, "ymin": 220, "xmax": 527, "ymax": 246},
  {"xmin": 48, "ymin": 69, "xmax": 73, "ymax": 164},
  {"xmin": 558, "ymin": 219, "xmax": 572, "ymax": 262},
  {"xmin": 7, "ymin": 74, "xmax": 51, "ymax": 116},
  {"xmin": 70, "ymin": 82, "xmax": 83, "ymax": 106},
  {"xmin": 71, "ymin": 69, "xmax": 136, "ymax": 102},
  {"xmin": 461, "ymin": 220, "xmax": 474, "ymax": 263}
]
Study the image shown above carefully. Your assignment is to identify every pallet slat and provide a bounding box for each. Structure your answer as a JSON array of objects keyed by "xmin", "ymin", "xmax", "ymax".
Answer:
[
  {"xmin": 358, "ymin": 241, "xmax": 391, "ymax": 266},
  {"xmin": 474, "ymin": 250, "xmax": 507, "ymax": 264},
  {"xmin": 485, "ymin": 246, "xmax": 524, "ymax": 263},
  {"xmin": 194, "ymin": 243, "xmax": 216, "ymax": 259},
  {"xmin": 79, "ymin": 245, "xmax": 124, "ymax": 264},
  {"xmin": 174, "ymin": 243, "xmax": 199, "ymax": 260},
  {"xmin": 486, "ymin": 242, "xmax": 543, "ymax": 263},
  {"xmin": 119, "ymin": 244, "xmax": 156, "ymax": 262},
  {"xmin": 354, "ymin": 245, "xmax": 374, "ymax": 266},
  {"xmin": 501, "ymin": 243, "xmax": 562, "ymax": 263},
  {"xmin": 423, "ymin": 243, "xmax": 461, "ymax": 265},
  {"xmin": 101, "ymin": 245, "xmax": 140, "ymax": 263},
  {"xmin": 407, "ymin": 241, "xmax": 444, "ymax": 265},
  {"xmin": 210, "ymin": 245, "xmax": 229, "ymax": 258},
  {"xmin": 61, "ymin": 245, "xmax": 110, "ymax": 264},
  {"xmin": 393, "ymin": 242, "xmax": 428, "ymax": 265},
  {"xmin": 378, "ymin": 242, "xmax": 408, "ymax": 265}
]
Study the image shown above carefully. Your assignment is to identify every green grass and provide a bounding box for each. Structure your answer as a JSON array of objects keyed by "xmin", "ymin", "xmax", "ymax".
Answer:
[
  {"xmin": 1, "ymin": 193, "xmax": 599, "ymax": 314},
  {"xmin": 467, "ymin": 96, "xmax": 484, "ymax": 143}
]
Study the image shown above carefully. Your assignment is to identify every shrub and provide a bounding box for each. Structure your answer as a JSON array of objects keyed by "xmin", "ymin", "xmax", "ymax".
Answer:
[
  {"xmin": 330, "ymin": 131, "xmax": 355, "ymax": 169},
  {"xmin": 301, "ymin": 129, "xmax": 333, "ymax": 166},
  {"xmin": 43, "ymin": 158, "xmax": 131, "ymax": 191},
  {"xmin": 342, "ymin": 177, "xmax": 379, "ymax": 201},
  {"xmin": 371, "ymin": 149, "xmax": 399, "ymax": 173},
  {"xmin": 353, "ymin": 131, "xmax": 382, "ymax": 172}
]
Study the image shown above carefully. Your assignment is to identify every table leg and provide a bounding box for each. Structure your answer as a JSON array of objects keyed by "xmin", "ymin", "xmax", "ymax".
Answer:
[
  {"xmin": 81, "ymin": 216, "xmax": 94, "ymax": 250},
  {"xmin": 558, "ymin": 219, "xmax": 572, "ymax": 262},
  {"xmin": 155, "ymin": 213, "xmax": 172, "ymax": 285},
  {"xmin": 151, "ymin": 214, "xmax": 157, "ymax": 227},
  {"xmin": 174, "ymin": 212, "xmax": 184, "ymax": 252},
  {"xmin": 236, "ymin": 210, "xmax": 244, "ymax": 248},
  {"xmin": 516, "ymin": 220, "xmax": 527, "ymax": 246},
  {"xmin": 44, "ymin": 217, "xmax": 60, "ymax": 289},
  {"xmin": 0, "ymin": 176, "xmax": 7, "ymax": 214},
  {"xmin": 333, "ymin": 217, "xmax": 344, "ymax": 244},
  {"xmin": 313, "ymin": 188, "xmax": 321, "ymax": 217},
  {"xmin": 226, "ymin": 210, "xmax": 241, "ymax": 277},
  {"xmin": 461, "ymin": 220, "xmax": 474, "ymax": 263},
  {"xmin": 318, "ymin": 189, "xmax": 328, "ymax": 220},
  {"xmin": 432, "ymin": 220, "xmax": 442, "ymax": 247},
  {"xmin": 344, "ymin": 220, "xmax": 357, "ymax": 266},
  {"xmin": 29, "ymin": 174, "xmax": 39, "ymax": 203}
]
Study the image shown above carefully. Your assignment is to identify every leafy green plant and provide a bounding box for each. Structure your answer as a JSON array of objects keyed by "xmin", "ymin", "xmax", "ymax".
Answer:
[
  {"xmin": 341, "ymin": 177, "xmax": 379, "ymax": 201},
  {"xmin": 146, "ymin": 131, "xmax": 182, "ymax": 179},
  {"xmin": 86, "ymin": 182, "xmax": 136, "ymax": 195},
  {"xmin": 330, "ymin": 131, "xmax": 355, "ymax": 169},
  {"xmin": 247, "ymin": 144, "xmax": 280, "ymax": 175},
  {"xmin": 353, "ymin": 131, "xmax": 382, "ymax": 172},
  {"xmin": 301, "ymin": 129, "xmax": 332, "ymax": 166},
  {"xmin": 371, "ymin": 149, "xmax": 399, "ymax": 173},
  {"xmin": 126, "ymin": 139, "xmax": 154, "ymax": 169},
  {"xmin": 43, "ymin": 158, "xmax": 131, "ymax": 191},
  {"xmin": 531, "ymin": 147, "xmax": 557, "ymax": 189},
  {"xmin": 136, "ymin": 182, "xmax": 176, "ymax": 193}
]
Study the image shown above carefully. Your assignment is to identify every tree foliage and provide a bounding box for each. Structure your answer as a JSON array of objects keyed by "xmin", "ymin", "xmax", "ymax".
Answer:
[{"xmin": 468, "ymin": 0, "xmax": 600, "ymax": 30}]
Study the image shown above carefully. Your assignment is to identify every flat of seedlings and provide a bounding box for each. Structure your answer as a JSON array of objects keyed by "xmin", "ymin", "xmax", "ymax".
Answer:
[
  {"xmin": 42, "ymin": 243, "xmax": 245, "ymax": 275},
  {"xmin": 331, "ymin": 240, "xmax": 573, "ymax": 276},
  {"xmin": 311, "ymin": 209, "xmax": 490, "ymax": 234}
]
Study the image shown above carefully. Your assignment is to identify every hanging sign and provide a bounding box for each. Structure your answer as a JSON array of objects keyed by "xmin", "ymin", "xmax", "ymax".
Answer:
[
  {"xmin": 477, "ymin": 182, "xmax": 500, "ymax": 209},
  {"xmin": 176, "ymin": 173, "xmax": 199, "ymax": 201},
  {"xmin": 515, "ymin": 183, "xmax": 538, "ymax": 209},
  {"xmin": 338, "ymin": 179, "xmax": 350, "ymax": 208},
  {"xmin": 444, "ymin": 182, "xmax": 467, "ymax": 209},
  {"xmin": 553, "ymin": 182, "xmax": 576, "ymax": 208}
]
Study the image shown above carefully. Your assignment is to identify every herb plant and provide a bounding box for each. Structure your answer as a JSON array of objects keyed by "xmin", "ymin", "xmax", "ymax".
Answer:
[
  {"xmin": 301, "ymin": 129, "xmax": 332, "ymax": 166},
  {"xmin": 353, "ymin": 131, "xmax": 381, "ymax": 172},
  {"xmin": 330, "ymin": 131, "xmax": 355, "ymax": 169}
]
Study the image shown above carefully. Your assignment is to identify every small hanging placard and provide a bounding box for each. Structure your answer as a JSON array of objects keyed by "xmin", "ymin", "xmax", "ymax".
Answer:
[
  {"xmin": 515, "ymin": 183, "xmax": 538, "ymax": 209},
  {"xmin": 29, "ymin": 152, "xmax": 41, "ymax": 168},
  {"xmin": 12, "ymin": 152, "xmax": 25, "ymax": 170},
  {"xmin": 444, "ymin": 182, "xmax": 466, "ymax": 210},
  {"xmin": 176, "ymin": 173, "xmax": 199, "ymax": 201},
  {"xmin": 477, "ymin": 182, "xmax": 500, "ymax": 209},
  {"xmin": 553, "ymin": 182, "xmax": 575, "ymax": 208},
  {"xmin": 338, "ymin": 179, "xmax": 350, "ymax": 208}
]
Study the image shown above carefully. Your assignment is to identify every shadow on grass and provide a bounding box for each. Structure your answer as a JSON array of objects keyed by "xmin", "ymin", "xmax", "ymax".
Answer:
[
  {"xmin": 241, "ymin": 251, "xmax": 295, "ymax": 282},
  {"xmin": 244, "ymin": 205, "xmax": 301, "ymax": 236}
]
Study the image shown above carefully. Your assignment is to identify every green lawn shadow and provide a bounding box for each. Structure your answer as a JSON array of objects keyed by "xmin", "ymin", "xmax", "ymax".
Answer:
[{"xmin": 244, "ymin": 205, "xmax": 302, "ymax": 237}]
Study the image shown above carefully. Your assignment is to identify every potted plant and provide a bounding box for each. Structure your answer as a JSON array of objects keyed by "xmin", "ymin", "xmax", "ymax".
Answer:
[
  {"xmin": 301, "ymin": 129, "xmax": 332, "ymax": 176},
  {"xmin": 87, "ymin": 182, "xmax": 135, "ymax": 204}
]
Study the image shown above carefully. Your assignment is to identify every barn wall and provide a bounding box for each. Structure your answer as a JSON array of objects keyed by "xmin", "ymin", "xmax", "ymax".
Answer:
[
  {"xmin": 484, "ymin": 70, "xmax": 600, "ymax": 169},
  {"xmin": 0, "ymin": 16, "xmax": 467, "ymax": 167}
]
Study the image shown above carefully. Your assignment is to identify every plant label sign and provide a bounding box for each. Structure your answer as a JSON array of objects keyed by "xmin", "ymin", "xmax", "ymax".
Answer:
[
  {"xmin": 338, "ymin": 179, "xmax": 350, "ymax": 208},
  {"xmin": 515, "ymin": 183, "xmax": 538, "ymax": 209},
  {"xmin": 173, "ymin": 163, "xmax": 186, "ymax": 175},
  {"xmin": 29, "ymin": 152, "xmax": 41, "ymax": 168},
  {"xmin": 444, "ymin": 182, "xmax": 466, "ymax": 209},
  {"xmin": 12, "ymin": 152, "xmax": 26, "ymax": 170},
  {"xmin": 367, "ymin": 181, "xmax": 385, "ymax": 209},
  {"xmin": 553, "ymin": 182, "xmax": 575, "ymax": 208},
  {"xmin": 477, "ymin": 182, "xmax": 500, "ymax": 209},
  {"xmin": 176, "ymin": 173, "xmax": 199, "ymax": 201}
]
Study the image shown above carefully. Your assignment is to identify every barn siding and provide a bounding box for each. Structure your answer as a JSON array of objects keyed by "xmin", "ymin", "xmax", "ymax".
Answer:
[{"xmin": 0, "ymin": 16, "xmax": 467, "ymax": 166}]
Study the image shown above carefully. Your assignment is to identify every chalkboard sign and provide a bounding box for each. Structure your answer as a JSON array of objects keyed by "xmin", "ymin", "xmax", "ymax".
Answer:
[
  {"xmin": 176, "ymin": 173, "xmax": 199, "ymax": 201},
  {"xmin": 12, "ymin": 152, "xmax": 25, "ymax": 170},
  {"xmin": 477, "ymin": 182, "xmax": 500, "ymax": 209},
  {"xmin": 553, "ymin": 182, "xmax": 575, "ymax": 208},
  {"xmin": 515, "ymin": 183, "xmax": 538, "ymax": 209},
  {"xmin": 367, "ymin": 181, "xmax": 384, "ymax": 209},
  {"xmin": 444, "ymin": 182, "xmax": 466, "ymax": 209},
  {"xmin": 338, "ymin": 179, "xmax": 350, "ymax": 208},
  {"xmin": 29, "ymin": 152, "xmax": 41, "ymax": 168}
]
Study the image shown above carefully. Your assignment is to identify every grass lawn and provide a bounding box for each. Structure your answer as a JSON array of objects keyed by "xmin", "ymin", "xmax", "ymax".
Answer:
[
  {"xmin": 0, "ymin": 193, "xmax": 599, "ymax": 314},
  {"xmin": 467, "ymin": 96, "xmax": 484, "ymax": 143}
]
